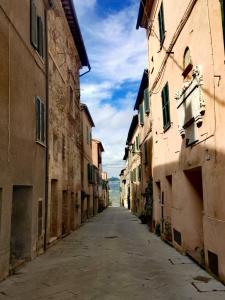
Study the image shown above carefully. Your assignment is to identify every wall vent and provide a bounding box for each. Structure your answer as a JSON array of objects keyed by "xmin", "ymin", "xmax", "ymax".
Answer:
[
  {"xmin": 208, "ymin": 250, "xmax": 218, "ymax": 276},
  {"xmin": 173, "ymin": 228, "xmax": 182, "ymax": 246}
]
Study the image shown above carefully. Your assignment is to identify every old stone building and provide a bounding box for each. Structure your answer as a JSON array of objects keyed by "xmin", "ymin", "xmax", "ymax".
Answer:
[
  {"xmin": 80, "ymin": 104, "xmax": 95, "ymax": 222},
  {"xmin": 137, "ymin": 0, "xmax": 225, "ymax": 282},
  {"xmin": 46, "ymin": 0, "xmax": 90, "ymax": 245},
  {"xmin": 0, "ymin": 0, "xmax": 48, "ymax": 280}
]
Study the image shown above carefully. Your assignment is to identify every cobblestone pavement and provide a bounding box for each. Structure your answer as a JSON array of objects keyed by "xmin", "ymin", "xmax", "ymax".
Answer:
[{"xmin": 0, "ymin": 207, "xmax": 225, "ymax": 300}]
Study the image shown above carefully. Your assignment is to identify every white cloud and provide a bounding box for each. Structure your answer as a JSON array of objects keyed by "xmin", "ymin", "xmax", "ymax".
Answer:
[{"xmin": 74, "ymin": 0, "xmax": 146, "ymax": 177}]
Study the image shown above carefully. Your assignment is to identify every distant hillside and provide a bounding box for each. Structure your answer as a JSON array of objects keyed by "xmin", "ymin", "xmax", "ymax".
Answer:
[{"xmin": 109, "ymin": 177, "xmax": 120, "ymax": 182}]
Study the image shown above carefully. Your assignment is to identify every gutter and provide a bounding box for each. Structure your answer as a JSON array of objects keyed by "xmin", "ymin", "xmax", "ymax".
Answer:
[{"xmin": 80, "ymin": 65, "xmax": 91, "ymax": 77}]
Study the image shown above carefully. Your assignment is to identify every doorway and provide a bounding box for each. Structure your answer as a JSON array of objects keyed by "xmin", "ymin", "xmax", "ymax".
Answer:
[
  {"xmin": 62, "ymin": 190, "xmax": 69, "ymax": 236},
  {"xmin": 10, "ymin": 186, "xmax": 32, "ymax": 267},
  {"xmin": 184, "ymin": 167, "xmax": 204, "ymax": 265},
  {"xmin": 50, "ymin": 179, "xmax": 58, "ymax": 238}
]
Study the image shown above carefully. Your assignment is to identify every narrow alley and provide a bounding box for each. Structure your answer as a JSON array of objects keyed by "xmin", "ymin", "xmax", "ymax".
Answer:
[{"xmin": 0, "ymin": 208, "xmax": 224, "ymax": 300}]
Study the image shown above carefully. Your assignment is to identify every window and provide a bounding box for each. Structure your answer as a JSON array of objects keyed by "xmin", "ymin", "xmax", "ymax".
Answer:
[
  {"xmin": 220, "ymin": 0, "xmax": 225, "ymax": 49},
  {"xmin": 158, "ymin": 1, "xmax": 165, "ymax": 46},
  {"xmin": 161, "ymin": 83, "xmax": 170, "ymax": 130},
  {"xmin": 139, "ymin": 103, "xmax": 144, "ymax": 125},
  {"xmin": 38, "ymin": 199, "xmax": 43, "ymax": 238},
  {"xmin": 138, "ymin": 165, "xmax": 141, "ymax": 182},
  {"xmin": 36, "ymin": 97, "xmax": 45, "ymax": 143},
  {"xmin": 86, "ymin": 126, "xmax": 89, "ymax": 144},
  {"xmin": 182, "ymin": 47, "xmax": 193, "ymax": 78},
  {"xmin": 30, "ymin": 0, "xmax": 44, "ymax": 57},
  {"xmin": 87, "ymin": 164, "xmax": 94, "ymax": 183},
  {"xmin": 136, "ymin": 135, "xmax": 140, "ymax": 151},
  {"xmin": 144, "ymin": 88, "xmax": 150, "ymax": 113},
  {"xmin": 62, "ymin": 135, "xmax": 66, "ymax": 160}
]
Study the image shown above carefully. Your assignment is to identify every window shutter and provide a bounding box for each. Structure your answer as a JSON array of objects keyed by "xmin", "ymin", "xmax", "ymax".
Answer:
[
  {"xmin": 220, "ymin": 0, "xmax": 225, "ymax": 48},
  {"xmin": 144, "ymin": 88, "xmax": 150, "ymax": 113},
  {"xmin": 138, "ymin": 165, "xmax": 141, "ymax": 181},
  {"xmin": 31, "ymin": 0, "xmax": 37, "ymax": 48},
  {"xmin": 136, "ymin": 136, "xmax": 139, "ymax": 151},
  {"xmin": 37, "ymin": 16, "xmax": 44, "ymax": 57},
  {"xmin": 158, "ymin": 2, "xmax": 165, "ymax": 45},
  {"xmin": 36, "ymin": 98, "xmax": 40, "ymax": 140},
  {"xmin": 41, "ymin": 102, "xmax": 45, "ymax": 142},
  {"xmin": 139, "ymin": 103, "xmax": 144, "ymax": 125},
  {"xmin": 87, "ymin": 164, "xmax": 90, "ymax": 182},
  {"xmin": 162, "ymin": 83, "xmax": 170, "ymax": 129}
]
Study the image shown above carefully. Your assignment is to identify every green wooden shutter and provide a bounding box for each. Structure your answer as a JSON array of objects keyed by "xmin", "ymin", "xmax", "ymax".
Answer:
[
  {"xmin": 144, "ymin": 88, "xmax": 150, "ymax": 113},
  {"xmin": 221, "ymin": 0, "xmax": 225, "ymax": 49},
  {"xmin": 158, "ymin": 2, "xmax": 165, "ymax": 45},
  {"xmin": 36, "ymin": 98, "xmax": 40, "ymax": 140},
  {"xmin": 136, "ymin": 135, "xmax": 139, "ymax": 151},
  {"xmin": 31, "ymin": 0, "xmax": 37, "ymax": 48},
  {"xmin": 139, "ymin": 103, "xmax": 144, "ymax": 125},
  {"xmin": 37, "ymin": 16, "xmax": 44, "ymax": 57},
  {"xmin": 162, "ymin": 83, "xmax": 170, "ymax": 129},
  {"xmin": 41, "ymin": 102, "xmax": 45, "ymax": 142}
]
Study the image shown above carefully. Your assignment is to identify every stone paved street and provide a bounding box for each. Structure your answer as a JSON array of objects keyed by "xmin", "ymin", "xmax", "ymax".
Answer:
[{"xmin": 0, "ymin": 207, "xmax": 225, "ymax": 300}]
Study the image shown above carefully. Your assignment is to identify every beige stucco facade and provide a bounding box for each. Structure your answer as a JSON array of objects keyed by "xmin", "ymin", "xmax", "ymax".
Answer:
[
  {"xmin": 0, "ymin": 0, "xmax": 48, "ymax": 280},
  {"xmin": 137, "ymin": 0, "xmax": 225, "ymax": 282}
]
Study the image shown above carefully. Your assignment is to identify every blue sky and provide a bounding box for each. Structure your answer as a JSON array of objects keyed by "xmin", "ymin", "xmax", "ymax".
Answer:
[{"xmin": 73, "ymin": 0, "xmax": 147, "ymax": 177}]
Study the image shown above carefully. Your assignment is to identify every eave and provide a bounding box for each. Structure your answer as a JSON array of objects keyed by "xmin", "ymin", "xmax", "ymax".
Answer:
[
  {"xmin": 60, "ymin": 0, "xmax": 90, "ymax": 69},
  {"xmin": 134, "ymin": 69, "xmax": 148, "ymax": 110}
]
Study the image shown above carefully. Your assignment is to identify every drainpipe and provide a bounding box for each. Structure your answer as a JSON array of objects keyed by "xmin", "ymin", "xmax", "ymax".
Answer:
[{"xmin": 44, "ymin": 4, "xmax": 50, "ymax": 251}]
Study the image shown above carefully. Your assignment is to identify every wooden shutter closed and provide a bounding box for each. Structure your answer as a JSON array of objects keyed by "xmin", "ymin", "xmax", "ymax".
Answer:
[
  {"xmin": 144, "ymin": 88, "xmax": 150, "ymax": 113},
  {"xmin": 36, "ymin": 98, "xmax": 40, "ymax": 140},
  {"xmin": 162, "ymin": 83, "xmax": 170, "ymax": 129},
  {"xmin": 139, "ymin": 103, "xmax": 144, "ymax": 125},
  {"xmin": 158, "ymin": 2, "xmax": 165, "ymax": 45},
  {"xmin": 31, "ymin": 0, "xmax": 37, "ymax": 48},
  {"xmin": 41, "ymin": 102, "xmax": 45, "ymax": 142},
  {"xmin": 38, "ymin": 16, "xmax": 44, "ymax": 57}
]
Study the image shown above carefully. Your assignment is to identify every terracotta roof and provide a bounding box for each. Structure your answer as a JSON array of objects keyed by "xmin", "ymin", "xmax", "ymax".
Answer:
[{"xmin": 60, "ymin": 0, "xmax": 90, "ymax": 69}]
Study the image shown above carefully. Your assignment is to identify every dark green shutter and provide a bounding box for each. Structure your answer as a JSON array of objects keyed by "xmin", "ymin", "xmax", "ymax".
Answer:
[
  {"xmin": 158, "ymin": 2, "xmax": 165, "ymax": 45},
  {"xmin": 41, "ymin": 102, "xmax": 45, "ymax": 142},
  {"xmin": 162, "ymin": 83, "xmax": 170, "ymax": 129},
  {"xmin": 36, "ymin": 98, "xmax": 40, "ymax": 140},
  {"xmin": 37, "ymin": 16, "xmax": 44, "ymax": 57},
  {"xmin": 31, "ymin": 0, "xmax": 37, "ymax": 48},
  {"xmin": 221, "ymin": 0, "xmax": 225, "ymax": 49},
  {"xmin": 136, "ymin": 136, "xmax": 139, "ymax": 150},
  {"xmin": 139, "ymin": 103, "xmax": 144, "ymax": 125},
  {"xmin": 144, "ymin": 88, "xmax": 150, "ymax": 113}
]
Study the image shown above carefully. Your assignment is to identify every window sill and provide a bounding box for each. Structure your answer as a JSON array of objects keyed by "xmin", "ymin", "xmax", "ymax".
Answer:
[{"xmin": 36, "ymin": 140, "xmax": 46, "ymax": 148}]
